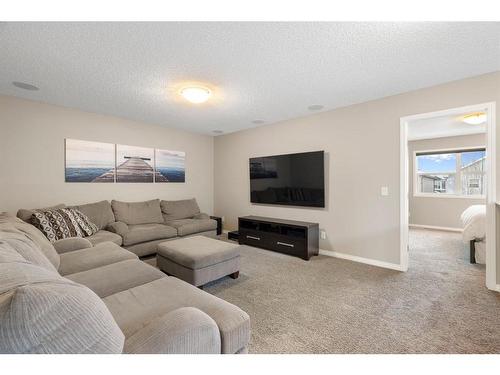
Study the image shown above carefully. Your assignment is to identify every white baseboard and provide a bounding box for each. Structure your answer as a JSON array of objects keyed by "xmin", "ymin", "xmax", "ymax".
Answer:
[
  {"xmin": 409, "ymin": 224, "xmax": 463, "ymax": 233},
  {"xmin": 319, "ymin": 249, "xmax": 405, "ymax": 272}
]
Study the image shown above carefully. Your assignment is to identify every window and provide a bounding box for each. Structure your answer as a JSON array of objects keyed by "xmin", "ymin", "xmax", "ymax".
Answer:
[{"xmin": 415, "ymin": 148, "xmax": 485, "ymax": 197}]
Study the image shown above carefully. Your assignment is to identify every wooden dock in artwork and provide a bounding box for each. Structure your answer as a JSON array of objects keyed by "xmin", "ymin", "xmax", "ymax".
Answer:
[{"xmin": 92, "ymin": 156, "xmax": 168, "ymax": 182}]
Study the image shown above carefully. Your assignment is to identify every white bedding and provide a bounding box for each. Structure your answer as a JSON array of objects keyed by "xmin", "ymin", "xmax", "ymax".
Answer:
[
  {"xmin": 461, "ymin": 204, "xmax": 486, "ymax": 243},
  {"xmin": 461, "ymin": 205, "xmax": 486, "ymax": 264}
]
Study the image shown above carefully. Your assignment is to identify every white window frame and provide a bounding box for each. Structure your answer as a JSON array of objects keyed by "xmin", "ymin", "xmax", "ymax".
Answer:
[{"xmin": 413, "ymin": 146, "xmax": 486, "ymax": 199}]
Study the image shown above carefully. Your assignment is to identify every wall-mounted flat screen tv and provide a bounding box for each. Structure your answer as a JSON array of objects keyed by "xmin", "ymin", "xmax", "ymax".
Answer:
[{"xmin": 249, "ymin": 150, "xmax": 325, "ymax": 207}]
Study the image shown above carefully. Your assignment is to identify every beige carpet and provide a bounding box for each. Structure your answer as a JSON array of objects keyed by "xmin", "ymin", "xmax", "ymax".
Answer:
[
  {"xmin": 203, "ymin": 229, "xmax": 500, "ymax": 353},
  {"xmin": 147, "ymin": 229, "xmax": 500, "ymax": 353}
]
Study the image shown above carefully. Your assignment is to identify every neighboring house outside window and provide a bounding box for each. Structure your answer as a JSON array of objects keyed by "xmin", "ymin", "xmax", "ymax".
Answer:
[
  {"xmin": 461, "ymin": 150, "xmax": 486, "ymax": 196},
  {"xmin": 415, "ymin": 148, "xmax": 485, "ymax": 197},
  {"xmin": 433, "ymin": 178, "xmax": 446, "ymax": 193}
]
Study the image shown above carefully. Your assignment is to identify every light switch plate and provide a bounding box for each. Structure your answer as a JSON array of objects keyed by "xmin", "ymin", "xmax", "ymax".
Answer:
[
  {"xmin": 381, "ymin": 186, "xmax": 389, "ymax": 196},
  {"xmin": 320, "ymin": 230, "xmax": 327, "ymax": 240}
]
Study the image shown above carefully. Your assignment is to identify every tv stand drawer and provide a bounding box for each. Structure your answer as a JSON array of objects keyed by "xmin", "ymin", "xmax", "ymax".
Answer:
[
  {"xmin": 272, "ymin": 237, "xmax": 305, "ymax": 256},
  {"xmin": 239, "ymin": 230, "xmax": 270, "ymax": 247}
]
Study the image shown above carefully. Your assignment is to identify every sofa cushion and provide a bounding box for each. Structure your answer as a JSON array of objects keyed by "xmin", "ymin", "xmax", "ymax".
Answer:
[
  {"xmin": 16, "ymin": 204, "xmax": 66, "ymax": 223},
  {"xmin": 66, "ymin": 259, "xmax": 165, "ymax": 298},
  {"xmin": 107, "ymin": 221, "xmax": 129, "ymax": 236},
  {"xmin": 0, "ymin": 224, "xmax": 57, "ymax": 272},
  {"xmin": 0, "ymin": 213, "xmax": 60, "ymax": 270},
  {"xmin": 123, "ymin": 307, "xmax": 221, "ymax": 354},
  {"xmin": 53, "ymin": 237, "xmax": 93, "ymax": 254},
  {"xmin": 71, "ymin": 200, "xmax": 115, "ymax": 230},
  {"xmin": 157, "ymin": 236, "xmax": 239, "ymax": 269},
  {"xmin": 103, "ymin": 277, "xmax": 250, "ymax": 354},
  {"xmin": 165, "ymin": 218, "xmax": 217, "ymax": 237},
  {"xmin": 122, "ymin": 223, "xmax": 177, "ymax": 246},
  {"xmin": 0, "ymin": 260, "xmax": 124, "ymax": 354},
  {"xmin": 160, "ymin": 199, "xmax": 201, "ymax": 220},
  {"xmin": 0, "ymin": 236, "xmax": 26, "ymax": 263},
  {"xmin": 86, "ymin": 229, "xmax": 123, "ymax": 246},
  {"xmin": 111, "ymin": 199, "xmax": 163, "ymax": 225},
  {"xmin": 59, "ymin": 241, "xmax": 137, "ymax": 276}
]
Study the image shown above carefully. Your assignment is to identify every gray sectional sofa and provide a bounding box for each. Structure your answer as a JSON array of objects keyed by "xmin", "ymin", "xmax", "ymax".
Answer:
[
  {"xmin": 17, "ymin": 198, "xmax": 217, "ymax": 257},
  {"xmin": 0, "ymin": 208, "xmax": 250, "ymax": 354}
]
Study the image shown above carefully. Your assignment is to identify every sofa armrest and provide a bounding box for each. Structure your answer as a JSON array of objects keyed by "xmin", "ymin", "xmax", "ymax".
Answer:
[
  {"xmin": 106, "ymin": 221, "xmax": 130, "ymax": 236},
  {"xmin": 193, "ymin": 213, "xmax": 209, "ymax": 220},
  {"xmin": 123, "ymin": 307, "xmax": 221, "ymax": 354},
  {"xmin": 53, "ymin": 237, "xmax": 93, "ymax": 254}
]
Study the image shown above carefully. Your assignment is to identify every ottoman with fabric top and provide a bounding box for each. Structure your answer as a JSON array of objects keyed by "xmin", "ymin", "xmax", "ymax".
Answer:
[{"xmin": 157, "ymin": 236, "xmax": 241, "ymax": 287}]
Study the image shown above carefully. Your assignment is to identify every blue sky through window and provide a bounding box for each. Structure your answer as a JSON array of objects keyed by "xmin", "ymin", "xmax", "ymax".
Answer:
[
  {"xmin": 417, "ymin": 153, "xmax": 456, "ymax": 173},
  {"xmin": 461, "ymin": 150, "xmax": 485, "ymax": 167}
]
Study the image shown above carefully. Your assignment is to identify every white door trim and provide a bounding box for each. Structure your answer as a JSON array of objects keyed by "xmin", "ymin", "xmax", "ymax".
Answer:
[
  {"xmin": 485, "ymin": 102, "xmax": 497, "ymax": 290},
  {"xmin": 399, "ymin": 117, "xmax": 409, "ymax": 272},
  {"xmin": 400, "ymin": 102, "xmax": 496, "ymax": 290}
]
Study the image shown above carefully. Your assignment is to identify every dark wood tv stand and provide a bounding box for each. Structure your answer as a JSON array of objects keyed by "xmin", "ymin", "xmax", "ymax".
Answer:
[{"xmin": 238, "ymin": 216, "xmax": 319, "ymax": 260}]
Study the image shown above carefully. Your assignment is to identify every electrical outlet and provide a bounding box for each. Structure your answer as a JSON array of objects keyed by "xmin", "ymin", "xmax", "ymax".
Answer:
[{"xmin": 320, "ymin": 230, "xmax": 327, "ymax": 240}]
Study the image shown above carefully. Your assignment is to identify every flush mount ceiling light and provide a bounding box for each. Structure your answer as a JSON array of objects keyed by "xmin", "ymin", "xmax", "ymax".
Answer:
[
  {"xmin": 12, "ymin": 81, "xmax": 39, "ymax": 91},
  {"xmin": 252, "ymin": 120, "xmax": 265, "ymax": 125},
  {"xmin": 180, "ymin": 86, "xmax": 211, "ymax": 104},
  {"xmin": 463, "ymin": 112, "xmax": 486, "ymax": 125}
]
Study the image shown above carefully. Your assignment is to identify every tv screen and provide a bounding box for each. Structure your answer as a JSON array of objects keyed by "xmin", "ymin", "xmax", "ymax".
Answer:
[{"xmin": 249, "ymin": 150, "xmax": 325, "ymax": 207}]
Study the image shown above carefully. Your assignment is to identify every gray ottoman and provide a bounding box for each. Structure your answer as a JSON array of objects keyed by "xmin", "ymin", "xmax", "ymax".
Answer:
[{"xmin": 157, "ymin": 236, "xmax": 241, "ymax": 287}]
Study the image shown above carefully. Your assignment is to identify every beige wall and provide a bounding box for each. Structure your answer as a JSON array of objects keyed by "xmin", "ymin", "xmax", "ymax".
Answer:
[
  {"xmin": 214, "ymin": 71, "xmax": 500, "ymax": 269},
  {"xmin": 0, "ymin": 96, "xmax": 214, "ymax": 215},
  {"xmin": 409, "ymin": 134, "xmax": 486, "ymax": 229}
]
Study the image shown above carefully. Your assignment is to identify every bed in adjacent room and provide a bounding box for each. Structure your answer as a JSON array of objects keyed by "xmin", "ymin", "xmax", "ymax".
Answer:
[{"xmin": 461, "ymin": 205, "xmax": 486, "ymax": 264}]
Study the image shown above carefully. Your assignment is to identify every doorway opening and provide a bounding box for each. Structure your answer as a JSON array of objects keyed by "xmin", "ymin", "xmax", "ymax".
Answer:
[{"xmin": 400, "ymin": 103, "xmax": 496, "ymax": 290}]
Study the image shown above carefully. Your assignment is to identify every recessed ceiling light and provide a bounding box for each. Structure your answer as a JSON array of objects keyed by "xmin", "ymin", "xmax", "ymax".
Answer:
[
  {"xmin": 252, "ymin": 120, "xmax": 265, "ymax": 124},
  {"xmin": 12, "ymin": 81, "xmax": 39, "ymax": 91},
  {"xmin": 308, "ymin": 105, "xmax": 324, "ymax": 111},
  {"xmin": 212, "ymin": 130, "xmax": 224, "ymax": 134},
  {"xmin": 180, "ymin": 86, "xmax": 211, "ymax": 104},
  {"xmin": 463, "ymin": 112, "xmax": 486, "ymax": 125}
]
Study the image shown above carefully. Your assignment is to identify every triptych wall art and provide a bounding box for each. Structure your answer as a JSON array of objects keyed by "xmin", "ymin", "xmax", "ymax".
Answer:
[{"xmin": 65, "ymin": 139, "xmax": 186, "ymax": 183}]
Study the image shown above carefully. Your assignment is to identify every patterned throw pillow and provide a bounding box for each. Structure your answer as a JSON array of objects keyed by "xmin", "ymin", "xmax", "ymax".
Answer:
[
  {"xmin": 31, "ymin": 208, "xmax": 98, "ymax": 243},
  {"xmin": 70, "ymin": 209, "xmax": 99, "ymax": 236}
]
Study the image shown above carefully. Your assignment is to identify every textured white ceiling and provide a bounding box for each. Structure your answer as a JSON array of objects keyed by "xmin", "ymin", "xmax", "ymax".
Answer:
[{"xmin": 1, "ymin": 22, "xmax": 499, "ymax": 135}]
